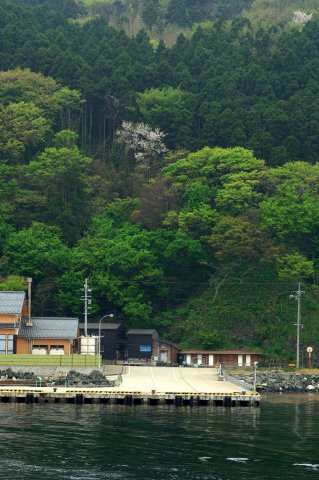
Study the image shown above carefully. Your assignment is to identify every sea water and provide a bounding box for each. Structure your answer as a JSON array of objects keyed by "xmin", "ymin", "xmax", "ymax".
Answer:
[{"xmin": 0, "ymin": 394, "xmax": 318, "ymax": 480}]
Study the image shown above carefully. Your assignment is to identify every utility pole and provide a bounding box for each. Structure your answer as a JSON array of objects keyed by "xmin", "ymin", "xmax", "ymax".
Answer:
[
  {"xmin": 81, "ymin": 278, "xmax": 92, "ymax": 336},
  {"xmin": 290, "ymin": 282, "xmax": 304, "ymax": 369}
]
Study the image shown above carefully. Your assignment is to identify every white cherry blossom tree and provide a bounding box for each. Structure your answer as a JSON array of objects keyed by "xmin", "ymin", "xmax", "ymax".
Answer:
[{"xmin": 291, "ymin": 10, "xmax": 313, "ymax": 25}]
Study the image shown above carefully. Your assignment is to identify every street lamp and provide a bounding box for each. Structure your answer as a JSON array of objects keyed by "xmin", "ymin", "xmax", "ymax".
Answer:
[{"xmin": 98, "ymin": 313, "xmax": 114, "ymax": 369}]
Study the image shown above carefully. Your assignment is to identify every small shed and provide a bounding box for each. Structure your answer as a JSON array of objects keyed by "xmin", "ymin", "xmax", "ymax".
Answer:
[
  {"xmin": 0, "ymin": 291, "xmax": 27, "ymax": 354},
  {"xmin": 79, "ymin": 322, "xmax": 126, "ymax": 360},
  {"xmin": 179, "ymin": 349, "xmax": 261, "ymax": 367},
  {"xmin": 126, "ymin": 329, "xmax": 159, "ymax": 361},
  {"xmin": 158, "ymin": 340, "xmax": 179, "ymax": 363},
  {"xmin": 17, "ymin": 317, "xmax": 79, "ymax": 355}
]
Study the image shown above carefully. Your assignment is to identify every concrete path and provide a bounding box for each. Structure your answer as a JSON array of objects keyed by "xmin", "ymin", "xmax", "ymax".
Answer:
[
  {"xmin": 112, "ymin": 366, "xmax": 246, "ymax": 394},
  {"xmin": 0, "ymin": 367, "xmax": 250, "ymax": 395}
]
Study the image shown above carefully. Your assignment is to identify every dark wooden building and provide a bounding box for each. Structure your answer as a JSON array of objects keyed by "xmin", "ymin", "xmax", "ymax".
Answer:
[
  {"xmin": 79, "ymin": 322, "xmax": 126, "ymax": 360},
  {"xmin": 126, "ymin": 329, "xmax": 159, "ymax": 361}
]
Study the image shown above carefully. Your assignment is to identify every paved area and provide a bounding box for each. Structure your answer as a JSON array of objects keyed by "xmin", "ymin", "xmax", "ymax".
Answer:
[
  {"xmin": 112, "ymin": 366, "xmax": 246, "ymax": 394},
  {"xmin": 0, "ymin": 367, "xmax": 251, "ymax": 395}
]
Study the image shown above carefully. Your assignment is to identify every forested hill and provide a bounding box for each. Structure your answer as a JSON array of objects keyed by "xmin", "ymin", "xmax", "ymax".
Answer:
[
  {"xmin": 82, "ymin": 0, "xmax": 253, "ymax": 43},
  {"xmin": 82, "ymin": 0, "xmax": 319, "ymax": 43},
  {"xmin": 1, "ymin": 0, "xmax": 319, "ymax": 362}
]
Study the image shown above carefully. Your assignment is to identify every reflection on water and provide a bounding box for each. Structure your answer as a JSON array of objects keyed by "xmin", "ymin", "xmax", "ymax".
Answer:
[{"xmin": 0, "ymin": 395, "xmax": 318, "ymax": 480}]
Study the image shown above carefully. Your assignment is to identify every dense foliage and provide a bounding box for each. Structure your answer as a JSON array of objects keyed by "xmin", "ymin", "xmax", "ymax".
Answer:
[{"xmin": 1, "ymin": 0, "xmax": 319, "ymax": 362}]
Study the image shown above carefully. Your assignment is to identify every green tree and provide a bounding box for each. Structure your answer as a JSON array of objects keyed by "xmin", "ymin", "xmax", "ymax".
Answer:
[
  {"xmin": 3, "ymin": 222, "xmax": 70, "ymax": 280},
  {"xmin": 137, "ymin": 87, "xmax": 194, "ymax": 149},
  {"xmin": 260, "ymin": 162, "xmax": 319, "ymax": 244},
  {"xmin": 0, "ymin": 101, "xmax": 51, "ymax": 162},
  {"xmin": 277, "ymin": 253, "xmax": 315, "ymax": 282},
  {"xmin": 0, "ymin": 275, "xmax": 26, "ymax": 291},
  {"xmin": 26, "ymin": 131, "xmax": 92, "ymax": 242}
]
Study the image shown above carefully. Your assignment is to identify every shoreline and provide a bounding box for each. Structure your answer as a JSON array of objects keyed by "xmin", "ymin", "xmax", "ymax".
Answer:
[{"xmin": 230, "ymin": 370, "xmax": 319, "ymax": 393}]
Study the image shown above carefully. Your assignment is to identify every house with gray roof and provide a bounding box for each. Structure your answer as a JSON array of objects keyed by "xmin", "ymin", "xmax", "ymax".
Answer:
[
  {"xmin": 17, "ymin": 317, "xmax": 79, "ymax": 355},
  {"xmin": 0, "ymin": 291, "xmax": 26, "ymax": 316},
  {"xmin": 0, "ymin": 291, "xmax": 27, "ymax": 354}
]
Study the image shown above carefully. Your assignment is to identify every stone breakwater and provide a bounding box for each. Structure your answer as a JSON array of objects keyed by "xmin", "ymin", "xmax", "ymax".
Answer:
[
  {"xmin": 233, "ymin": 371, "xmax": 319, "ymax": 392},
  {"xmin": 0, "ymin": 368, "xmax": 112, "ymax": 386}
]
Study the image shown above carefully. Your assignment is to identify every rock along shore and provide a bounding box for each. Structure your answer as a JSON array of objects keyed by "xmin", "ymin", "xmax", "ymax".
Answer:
[
  {"xmin": 232, "ymin": 371, "xmax": 319, "ymax": 393},
  {"xmin": 0, "ymin": 368, "xmax": 112, "ymax": 387}
]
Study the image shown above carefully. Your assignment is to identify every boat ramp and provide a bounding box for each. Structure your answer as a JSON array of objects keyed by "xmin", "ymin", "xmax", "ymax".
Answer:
[{"xmin": 0, "ymin": 366, "xmax": 260, "ymax": 407}]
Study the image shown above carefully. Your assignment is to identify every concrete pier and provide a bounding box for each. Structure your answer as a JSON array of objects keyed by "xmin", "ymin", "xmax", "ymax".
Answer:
[{"xmin": 0, "ymin": 366, "xmax": 260, "ymax": 407}]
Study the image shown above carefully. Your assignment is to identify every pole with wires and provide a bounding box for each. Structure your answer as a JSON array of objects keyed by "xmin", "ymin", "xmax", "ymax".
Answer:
[
  {"xmin": 81, "ymin": 278, "xmax": 92, "ymax": 337},
  {"xmin": 290, "ymin": 282, "xmax": 304, "ymax": 369}
]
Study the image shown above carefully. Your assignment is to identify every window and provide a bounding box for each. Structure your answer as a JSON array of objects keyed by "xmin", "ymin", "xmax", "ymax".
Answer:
[
  {"xmin": 7, "ymin": 335, "xmax": 13, "ymax": 354},
  {"xmin": 140, "ymin": 345, "xmax": 152, "ymax": 352},
  {"xmin": 0, "ymin": 335, "xmax": 6, "ymax": 354},
  {"xmin": 0, "ymin": 335, "xmax": 14, "ymax": 354}
]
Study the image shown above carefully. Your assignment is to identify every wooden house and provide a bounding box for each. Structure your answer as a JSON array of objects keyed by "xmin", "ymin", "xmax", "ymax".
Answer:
[
  {"xmin": 17, "ymin": 317, "xmax": 79, "ymax": 355},
  {"xmin": 179, "ymin": 349, "xmax": 261, "ymax": 367},
  {"xmin": 126, "ymin": 329, "xmax": 159, "ymax": 361},
  {"xmin": 0, "ymin": 291, "xmax": 28, "ymax": 354}
]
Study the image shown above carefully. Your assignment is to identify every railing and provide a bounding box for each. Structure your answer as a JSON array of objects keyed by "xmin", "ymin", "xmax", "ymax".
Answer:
[
  {"xmin": 0, "ymin": 354, "xmax": 101, "ymax": 367},
  {"xmin": 223, "ymin": 371, "xmax": 254, "ymax": 391}
]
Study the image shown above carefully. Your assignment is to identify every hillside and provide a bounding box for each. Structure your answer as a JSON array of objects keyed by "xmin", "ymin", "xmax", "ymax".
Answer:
[
  {"xmin": 80, "ymin": 0, "xmax": 253, "ymax": 43},
  {"xmin": 243, "ymin": 0, "xmax": 319, "ymax": 29},
  {"xmin": 80, "ymin": 0, "xmax": 319, "ymax": 43},
  {"xmin": 1, "ymin": 0, "xmax": 319, "ymax": 364}
]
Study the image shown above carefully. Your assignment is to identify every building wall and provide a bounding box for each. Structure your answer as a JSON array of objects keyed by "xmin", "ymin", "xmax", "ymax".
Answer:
[
  {"xmin": 16, "ymin": 338, "xmax": 73, "ymax": 355},
  {"xmin": 0, "ymin": 297, "xmax": 28, "ymax": 325},
  {"xmin": 159, "ymin": 343, "xmax": 178, "ymax": 363},
  {"xmin": 22, "ymin": 299, "xmax": 28, "ymax": 317},
  {"xmin": 0, "ymin": 315, "xmax": 19, "ymax": 324},
  {"xmin": 213, "ymin": 354, "xmax": 259, "ymax": 367},
  {"xmin": 0, "ymin": 297, "xmax": 28, "ymax": 353},
  {"xmin": 180, "ymin": 353, "xmax": 260, "ymax": 367},
  {"xmin": 127, "ymin": 334, "xmax": 155, "ymax": 360}
]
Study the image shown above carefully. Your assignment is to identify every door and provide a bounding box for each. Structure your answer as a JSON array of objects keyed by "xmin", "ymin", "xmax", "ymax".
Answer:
[
  {"xmin": 238, "ymin": 354, "xmax": 243, "ymax": 366},
  {"xmin": 160, "ymin": 350, "xmax": 168, "ymax": 362},
  {"xmin": 246, "ymin": 354, "xmax": 251, "ymax": 366}
]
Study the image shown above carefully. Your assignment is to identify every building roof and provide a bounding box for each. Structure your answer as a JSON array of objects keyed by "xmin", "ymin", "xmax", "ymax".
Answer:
[
  {"xmin": 79, "ymin": 322, "xmax": 122, "ymax": 330},
  {"xmin": 159, "ymin": 340, "xmax": 179, "ymax": 349},
  {"xmin": 19, "ymin": 317, "xmax": 79, "ymax": 339},
  {"xmin": 179, "ymin": 349, "xmax": 261, "ymax": 355},
  {"xmin": 127, "ymin": 329, "xmax": 158, "ymax": 335},
  {"xmin": 0, "ymin": 291, "xmax": 25, "ymax": 314}
]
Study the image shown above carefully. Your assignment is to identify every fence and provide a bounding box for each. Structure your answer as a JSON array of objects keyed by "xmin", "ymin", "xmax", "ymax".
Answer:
[
  {"xmin": 223, "ymin": 371, "xmax": 254, "ymax": 391},
  {"xmin": 0, "ymin": 354, "xmax": 101, "ymax": 367}
]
